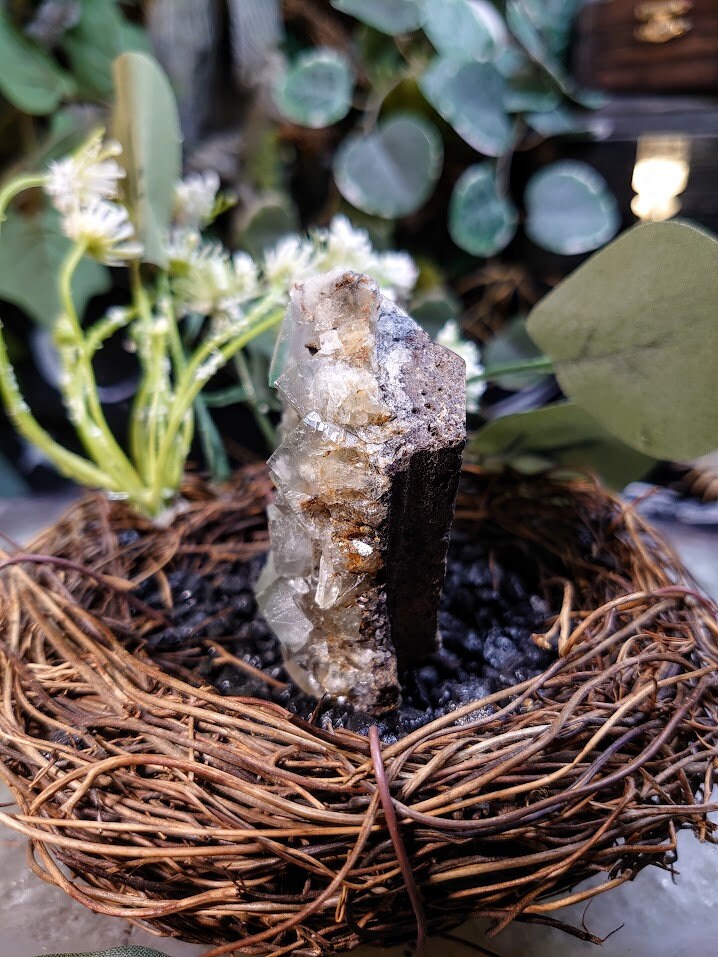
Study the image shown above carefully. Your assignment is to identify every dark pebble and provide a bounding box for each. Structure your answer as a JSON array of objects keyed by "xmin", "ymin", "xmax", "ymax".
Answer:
[{"xmin": 136, "ymin": 532, "xmax": 557, "ymax": 742}]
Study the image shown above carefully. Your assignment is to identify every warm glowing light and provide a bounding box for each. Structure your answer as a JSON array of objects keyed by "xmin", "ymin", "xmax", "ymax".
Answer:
[{"xmin": 631, "ymin": 135, "xmax": 690, "ymax": 222}]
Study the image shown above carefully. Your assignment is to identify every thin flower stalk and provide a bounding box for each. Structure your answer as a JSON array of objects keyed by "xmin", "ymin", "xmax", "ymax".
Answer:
[{"xmin": 57, "ymin": 242, "xmax": 147, "ymax": 497}]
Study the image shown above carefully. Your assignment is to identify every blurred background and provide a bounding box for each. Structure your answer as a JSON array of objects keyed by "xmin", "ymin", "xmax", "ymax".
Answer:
[{"xmin": 0, "ymin": 0, "xmax": 716, "ymax": 508}]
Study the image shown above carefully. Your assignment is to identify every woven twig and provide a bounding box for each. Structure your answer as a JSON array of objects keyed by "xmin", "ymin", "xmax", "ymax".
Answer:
[{"xmin": 0, "ymin": 464, "xmax": 716, "ymax": 956}]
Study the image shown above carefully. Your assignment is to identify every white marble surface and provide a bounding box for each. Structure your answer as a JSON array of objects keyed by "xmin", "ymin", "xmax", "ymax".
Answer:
[{"xmin": 0, "ymin": 493, "xmax": 715, "ymax": 957}]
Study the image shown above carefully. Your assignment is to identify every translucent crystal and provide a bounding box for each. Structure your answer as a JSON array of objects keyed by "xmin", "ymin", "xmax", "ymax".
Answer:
[{"xmin": 256, "ymin": 269, "xmax": 466, "ymax": 712}]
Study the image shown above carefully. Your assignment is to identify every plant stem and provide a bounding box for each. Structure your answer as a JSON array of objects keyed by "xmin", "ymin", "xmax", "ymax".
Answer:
[
  {"xmin": 233, "ymin": 350, "xmax": 276, "ymax": 450},
  {"xmin": 0, "ymin": 320, "xmax": 117, "ymax": 492},
  {"xmin": 58, "ymin": 244, "xmax": 145, "ymax": 495},
  {"xmin": 0, "ymin": 173, "xmax": 46, "ymax": 225},
  {"xmin": 469, "ymin": 356, "xmax": 554, "ymax": 384}
]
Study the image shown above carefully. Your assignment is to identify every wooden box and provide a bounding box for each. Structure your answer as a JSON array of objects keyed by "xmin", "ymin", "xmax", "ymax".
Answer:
[{"xmin": 576, "ymin": 0, "xmax": 718, "ymax": 92}]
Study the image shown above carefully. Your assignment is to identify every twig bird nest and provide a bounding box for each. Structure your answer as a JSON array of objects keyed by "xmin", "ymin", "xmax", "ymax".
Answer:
[{"xmin": 0, "ymin": 464, "xmax": 717, "ymax": 957}]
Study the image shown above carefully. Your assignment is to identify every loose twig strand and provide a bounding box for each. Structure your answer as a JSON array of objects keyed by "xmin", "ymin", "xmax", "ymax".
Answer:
[{"xmin": 0, "ymin": 464, "xmax": 716, "ymax": 957}]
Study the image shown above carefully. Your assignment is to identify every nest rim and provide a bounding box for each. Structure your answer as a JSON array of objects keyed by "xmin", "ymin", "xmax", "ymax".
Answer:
[{"xmin": 0, "ymin": 463, "xmax": 716, "ymax": 957}]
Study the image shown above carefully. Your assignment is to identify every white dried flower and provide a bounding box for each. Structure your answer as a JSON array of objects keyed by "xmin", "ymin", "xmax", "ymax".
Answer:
[
  {"xmin": 173, "ymin": 171, "xmax": 220, "ymax": 228},
  {"xmin": 45, "ymin": 132, "xmax": 125, "ymax": 214},
  {"xmin": 62, "ymin": 200, "xmax": 142, "ymax": 265},
  {"xmin": 263, "ymin": 235, "xmax": 316, "ymax": 289},
  {"xmin": 436, "ymin": 319, "xmax": 486, "ymax": 413},
  {"xmin": 311, "ymin": 216, "xmax": 417, "ymax": 302},
  {"xmin": 165, "ymin": 227, "xmax": 202, "ymax": 274},
  {"xmin": 372, "ymin": 251, "xmax": 418, "ymax": 302},
  {"xmin": 313, "ymin": 215, "xmax": 375, "ymax": 274},
  {"xmin": 174, "ymin": 243, "xmax": 259, "ymax": 320}
]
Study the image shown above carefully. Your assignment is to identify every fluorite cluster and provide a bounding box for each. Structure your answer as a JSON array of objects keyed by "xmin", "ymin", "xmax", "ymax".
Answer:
[{"xmin": 256, "ymin": 270, "xmax": 466, "ymax": 712}]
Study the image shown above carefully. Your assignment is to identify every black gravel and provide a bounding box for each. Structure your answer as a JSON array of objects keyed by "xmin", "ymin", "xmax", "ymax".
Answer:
[{"xmin": 135, "ymin": 534, "xmax": 556, "ymax": 742}]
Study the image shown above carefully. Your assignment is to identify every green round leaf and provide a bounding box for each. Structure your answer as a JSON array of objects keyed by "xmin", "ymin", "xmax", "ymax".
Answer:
[
  {"xmin": 61, "ymin": 0, "xmax": 150, "ymax": 100},
  {"xmin": 0, "ymin": 210, "xmax": 110, "ymax": 327},
  {"xmin": 274, "ymin": 48, "xmax": 354, "ymax": 129},
  {"xmin": 333, "ymin": 113, "xmax": 443, "ymax": 218},
  {"xmin": 422, "ymin": 0, "xmax": 507, "ymax": 62},
  {"xmin": 504, "ymin": 78, "xmax": 561, "ymax": 114},
  {"xmin": 525, "ymin": 107, "xmax": 586, "ymax": 136},
  {"xmin": 527, "ymin": 221, "xmax": 718, "ymax": 460},
  {"xmin": 449, "ymin": 163, "xmax": 517, "ymax": 256},
  {"xmin": 420, "ymin": 58, "xmax": 512, "ymax": 157},
  {"xmin": 331, "ymin": 0, "xmax": 424, "ymax": 35},
  {"xmin": 0, "ymin": 9, "xmax": 74, "ymax": 114},
  {"xmin": 525, "ymin": 161, "xmax": 619, "ymax": 255},
  {"xmin": 467, "ymin": 402, "xmax": 655, "ymax": 489}
]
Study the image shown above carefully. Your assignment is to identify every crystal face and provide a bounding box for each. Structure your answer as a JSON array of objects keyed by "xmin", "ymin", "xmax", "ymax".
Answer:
[{"xmin": 257, "ymin": 269, "xmax": 466, "ymax": 712}]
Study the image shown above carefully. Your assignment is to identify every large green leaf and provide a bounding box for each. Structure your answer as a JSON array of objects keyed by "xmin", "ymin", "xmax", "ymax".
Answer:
[
  {"xmin": 449, "ymin": 163, "xmax": 517, "ymax": 256},
  {"xmin": 330, "ymin": 0, "xmax": 425, "ymax": 34},
  {"xmin": 527, "ymin": 221, "xmax": 718, "ymax": 460},
  {"xmin": 62, "ymin": 0, "xmax": 150, "ymax": 99},
  {"xmin": 422, "ymin": 0, "xmax": 507, "ymax": 63},
  {"xmin": 274, "ymin": 48, "xmax": 354, "ymax": 129},
  {"xmin": 111, "ymin": 52, "xmax": 182, "ymax": 267},
  {"xmin": 0, "ymin": 209, "xmax": 110, "ymax": 327},
  {"xmin": 0, "ymin": 9, "xmax": 74, "ymax": 114},
  {"xmin": 420, "ymin": 58, "xmax": 512, "ymax": 157},
  {"xmin": 525, "ymin": 160, "xmax": 619, "ymax": 255},
  {"xmin": 333, "ymin": 113, "xmax": 443, "ymax": 218},
  {"xmin": 467, "ymin": 402, "xmax": 655, "ymax": 489}
]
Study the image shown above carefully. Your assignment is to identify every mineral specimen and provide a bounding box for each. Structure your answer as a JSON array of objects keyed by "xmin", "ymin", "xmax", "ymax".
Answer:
[{"xmin": 256, "ymin": 269, "xmax": 466, "ymax": 712}]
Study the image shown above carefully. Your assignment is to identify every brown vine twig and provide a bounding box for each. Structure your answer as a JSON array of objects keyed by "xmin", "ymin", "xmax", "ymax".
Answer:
[{"xmin": 369, "ymin": 724, "xmax": 427, "ymax": 951}]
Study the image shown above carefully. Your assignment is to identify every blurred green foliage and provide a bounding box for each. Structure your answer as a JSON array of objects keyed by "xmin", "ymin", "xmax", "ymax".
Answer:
[{"xmin": 271, "ymin": 0, "xmax": 616, "ymax": 259}]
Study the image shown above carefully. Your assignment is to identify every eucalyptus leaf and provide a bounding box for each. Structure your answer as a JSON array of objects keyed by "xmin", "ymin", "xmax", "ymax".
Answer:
[
  {"xmin": 525, "ymin": 161, "xmax": 619, "ymax": 255},
  {"xmin": 525, "ymin": 107, "xmax": 606, "ymax": 137},
  {"xmin": 483, "ymin": 316, "xmax": 547, "ymax": 389},
  {"xmin": 330, "ymin": 0, "xmax": 425, "ymax": 35},
  {"xmin": 422, "ymin": 0, "xmax": 507, "ymax": 63},
  {"xmin": 504, "ymin": 77, "xmax": 560, "ymax": 114},
  {"xmin": 333, "ymin": 113, "xmax": 443, "ymax": 218},
  {"xmin": 0, "ymin": 209, "xmax": 110, "ymax": 327},
  {"xmin": 467, "ymin": 402, "xmax": 655, "ymax": 489},
  {"xmin": 62, "ymin": 0, "xmax": 149, "ymax": 99},
  {"xmin": 0, "ymin": 9, "xmax": 74, "ymax": 114},
  {"xmin": 111, "ymin": 52, "xmax": 182, "ymax": 267},
  {"xmin": 505, "ymin": 0, "xmax": 572, "ymax": 95},
  {"xmin": 449, "ymin": 163, "xmax": 517, "ymax": 256},
  {"xmin": 420, "ymin": 58, "xmax": 512, "ymax": 157},
  {"xmin": 274, "ymin": 48, "xmax": 354, "ymax": 129},
  {"xmin": 527, "ymin": 221, "xmax": 718, "ymax": 460},
  {"xmin": 514, "ymin": 0, "xmax": 583, "ymax": 60}
]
